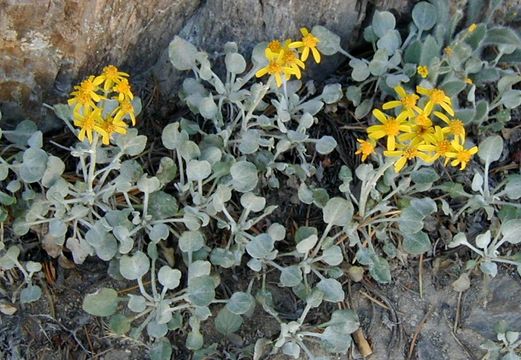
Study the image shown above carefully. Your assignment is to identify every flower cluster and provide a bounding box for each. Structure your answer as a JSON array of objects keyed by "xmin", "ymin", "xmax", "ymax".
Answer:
[
  {"xmin": 356, "ymin": 86, "xmax": 478, "ymax": 172},
  {"xmin": 256, "ymin": 27, "xmax": 322, "ymax": 87},
  {"xmin": 68, "ymin": 65, "xmax": 136, "ymax": 145}
]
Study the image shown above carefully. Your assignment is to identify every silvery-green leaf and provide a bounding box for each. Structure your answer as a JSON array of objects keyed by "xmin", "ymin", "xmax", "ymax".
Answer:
[
  {"xmin": 113, "ymin": 226, "xmax": 133, "ymax": 254},
  {"xmin": 316, "ymin": 136, "xmax": 337, "ymax": 154},
  {"xmin": 420, "ymin": 35, "xmax": 441, "ymax": 66},
  {"xmin": 128, "ymin": 294, "xmax": 147, "ymax": 313},
  {"xmin": 268, "ymin": 223, "xmax": 286, "ymax": 241},
  {"xmin": 158, "ymin": 266, "xmax": 182, "ymax": 289},
  {"xmin": 188, "ymin": 260, "xmax": 211, "ymax": 282},
  {"xmin": 385, "ymin": 74, "xmax": 409, "ymax": 88},
  {"xmin": 149, "ymin": 224, "xmax": 169, "ymax": 243},
  {"xmin": 480, "ymin": 260, "xmax": 498, "ymax": 277},
  {"xmin": 323, "ymin": 197, "xmax": 353, "ymax": 226},
  {"xmin": 19, "ymin": 285, "xmax": 41, "ymax": 304},
  {"xmin": 478, "ymin": 135, "xmax": 503, "ymax": 164},
  {"xmin": 225, "ymin": 52, "xmax": 246, "ymax": 74},
  {"xmin": 82, "ymin": 288, "xmax": 118, "ymax": 316},
  {"xmin": 316, "ymin": 278, "xmax": 345, "ymax": 302},
  {"xmin": 296, "ymin": 234, "xmax": 318, "ymax": 254},
  {"xmin": 0, "ymin": 163, "xmax": 8, "ymax": 182},
  {"xmin": 20, "ymin": 148, "xmax": 48, "ymax": 183},
  {"xmin": 25, "ymin": 261, "xmax": 42, "ymax": 273},
  {"xmin": 326, "ymin": 309, "xmax": 360, "ymax": 334},
  {"xmin": 312, "ymin": 25, "xmax": 341, "ymax": 55},
  {"xmin": 3, "ymin": 120, "xmax": 37, "ymax": 146},
  {"xmin": 199, "ymin": 95, "xmax": 218, "ymax": 119},
  {"xmin": 210, "ymin": 248, "xmax": 236, "ymax": 268},
  {"xmin": 41, "ymin": 156, "xmax": 65, "ymax": 187},
  {"xmin": 501, "ymin": 219, "xmax": 521, "ymax": 244},
  {"xmin": 239, "ymin": 130, "xmax": 260, "ymax": 154},
  {"xmin": 0, "ymin": 247, "xmax": 20, "ymax": 271},
  {"xmin": 350, "ymin": 59, "xmax": 370, "ymax": 82},
  {"xmin": 377, "ymin": 30, "xmax": 402, "ymax": 54},
  {"xmin": 119, "ymin": 251, "xmax": 150, "ymax": 280},
  {"xmin": 179, "ymin": 230, "xmax": 205, "ymax": 253},
  {"xmin": 410, "ymin": 198, "xmax": 437, "ymax": 217},
  {"xmin": 230, "ymin": 161, "xmax": 258, "ymax": 193},
  {"xmin": 179, "ymin": 141, "xmax": 201, "ymax": 161},
  {"xmin": 354, "ymin": 98, "xmax": 373, "ymax": 119},
  {"xmin": 240, "ymin": 192, "xmax": 265, "ymax": 212},
  {"xmin": 188, "ymin": 275, "xmax": 215, "ymax": 306},
  {"xmin": 322, "ymin": 245, "xmax": 343, "ymax": 266},
  {"xmin": 369, "ymin": 49, "xmax": 388, "ymax": 76},
  {"xmin": 94, "ymin": 234, "xmax": 118, "ymax": 261},
  {"xmin": 412, "ymin": 2, "xmax": 437, "ymax": 31},
  {"xmin": 345, "ymin": 86, "xmax": 362, "ymax": 106},
  {"xmin": 215, "ymin": 307, "xmax": 243, "ymax": 336},
  {"xmin": 169, "ymin": 36, "xmax": 198, "ymax": 71},
  {"xmin": 147, "ymin": 320, "xmax": 168, "ymax": 338},
  {"xmin": 471, "ymin": 172, "xmax": 483, "ymax": 192},
  {"xmin": 298, "ymin": 183, "xmax": 314, "ymax": 204},
  {"xmin": 149, "ymin": 338, "xmax": 172, "ymax": 360},
  {"xmin": 449, "ymin": 232, "xmax": 468, "ymax": 248},
  {"xmin": 226, "ymin": 292, "xmax": 255, "ymax": 315},
  {"xmin": 247, "ymin": 258, "xmax": 262, "ymax": 272},
  {"xmin": 212, "ymin": 185, "xmax": 232, "ymax": 211},
  {"xmin": 372, "ymin": 10, "xmax": 396, "ymax": 38},
  {"xmin": 137, "ymin": 175, "xmax": 161, "ymax": 193},
  {"xmin": 148, "ymin": 191, "xmax": 178, "ymax": 220},
  {"xmin": 505, "ymin": 175, "xmax": 521, "ymax": 200},
  {"xmin": 156, "ymin": 157, "xmax": 177, "ymax": 185},
  {"xmin": 412, "ymin": 167, "xmax": 439, "ymax": 185},
  {"xmin": 114, "ymin": 129, "xmax": 147, "ymax": 156},
  {"xmin": 370, "ymin": 256, "xmax": 391, "ymax": 284},
  {"xmin": 109, "ymin": 314, "xmax": 131, "ymax": 335},
  {"xmin": 246, "ymin": 234, "xmax": 274, "ymax": 259},
  {"xmin": 483, "ymin": 27, "xmax": 521, "ymax": 48},
  {"xmin": 403, "ymin": 231, "xmax": 431, "ymax": 255},
  {"xmin": 321, "ymin": 326, "xmax": 352, "ymax": 353},
  {"xmin": 161, "ymin": 123, "xmax": 187, "ymax": 150},
  {"xmin": 442, "ymin": 80, "xmax": 466, "ymax": 97},
  {"xmin": 201, "ymin": 146, "xmax": 222, "ymax": 164},
  {"xmin": 186, "ymin": 329, "xmax": 204, "ymax": 350},
  {"xmin": 501, "ymin": 89, "xmax": 521, "ymax": 109},
  {"xmin": 186, "ymin": 160, "xmax": 212, "ymax": 182},
  {"xmin": 475, "ymin": 230, "xmax": 491, "ymax": 249},
  {"xmin": 321, "ymin": 84, "xmax": 343, "ymax": 104},
  {"xmin": 279, "ymin": 265, "xmax": 302, "ymax": 287},
  {"xmin": 282, "ymin": 342, "xmax": 301, "ymax": 359}
]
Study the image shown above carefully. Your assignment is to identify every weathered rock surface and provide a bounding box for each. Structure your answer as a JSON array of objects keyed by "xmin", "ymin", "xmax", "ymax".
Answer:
[{"xmin": 0, "ymin": 0, "xmax": 415, "ymax": 129}]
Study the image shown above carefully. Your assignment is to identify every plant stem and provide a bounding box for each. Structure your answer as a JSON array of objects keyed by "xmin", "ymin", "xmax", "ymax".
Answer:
[{"xmin": 87, "ymin": 134, "xmax": 99, "ymax": 194}]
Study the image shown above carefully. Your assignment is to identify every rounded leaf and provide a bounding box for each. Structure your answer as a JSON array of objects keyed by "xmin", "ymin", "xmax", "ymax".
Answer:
[
  {"xmin": 226, "ymin": 292, "xmax": 255, "ymax": 315},
  {"xmin": 179, "ymin": 230, "xmax": 205, "ymax": 253},
  {"xmin": 158, "ymin": 266, "xmax": 182, "ymax": 289},
  {"xmin": 230, "ymin": 161, "xmax": 258, "ymax": 193},
  {"xmin": 412, "ymin": 2, "xmax": 437, "ymax": 31},
  {"xmin": 82, "ymin": 288, "xmax": 119, "ymax": 316},
  {"xmin": 119, "ymin": 251, "xmax": 150, "ymax": 280},
  {"xmin": 323, "ymin": 197, "xmax": 353, "ymax": 226},
  {"xmin": 478, "ymin": 135, "xmax": 503, "ymax": 164}
]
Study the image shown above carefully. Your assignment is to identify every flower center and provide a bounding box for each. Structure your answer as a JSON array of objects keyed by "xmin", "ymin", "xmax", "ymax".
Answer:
[
  {"xmin": 303, "ymin": 34, "xmax": 318, "ymax": 47},
  {"xmin": 437, "ymin": 140, "xmax": 450, "ymax": 155},
  {"xmin": 402, "ymin": 94, "xmax": 418, "ymax": 109},
  {"xmin": 404, "ymin": 147, "xmax": 418, "ymax": 160},
  {"xmin": 361, "ymin": 142, "xmax": 374, "ymax": 155},
  {"xmin": 103, "ymin": 65, "xmax": 118, "ymax": 80},
  {"xmin": 430, "ymin": 89, "xmax": 446, "ymax": 104},
  {"xmin": 282, "ymin": 50, "xmax": 297, "ymax": 64},
  {"xmin": 268, "ymin": 40, "xmax": 282, "ymax": 53},
  {"xmin": 115, "ymin": 80, "xmax": 131, "ymax": 94},
  {"xmin": 267, "ymin": 61, "xmax": 282, "ymax": 74},
  {"xmin": 457, "ymin": 150, "xmax": 471, "ymax": 163},
  {"xmin": 383, "ymin": 118, "xmax": 400, "ymax": 136},
  {"xmin": 416, "ymin": 114, "xmax": 432, "ymax": 127},
  {"xmin": 449, "ymin": 120, "xmax": 465, "ymax": 136}
]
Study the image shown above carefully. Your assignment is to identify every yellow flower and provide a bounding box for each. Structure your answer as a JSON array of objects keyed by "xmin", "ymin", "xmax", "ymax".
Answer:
[
  {"xmin": 384, "ymin": 143, "xmax": 432, "ymax": 172},
  {"xmin": 99, "ymin": 117, "xmax": 128, "ymax": 145},
  {"xmin": 267, "ymin": 40, "xmax": 283, "ymax": 53},
  {"xmin": 68, "ymin": 75, "xmax": 104, "ymax": 112},
  {"xmin": 382, "ymin": 86, "xmax": 421, "ymax": 120},
  {"xmin": 398, "ymin": 123, "xmax": 434, "ymax": 144},
  {"xmin": 96, "ymin": 65, "xmax": 129, "ymax": 92},
  {"xmin": 464, "ymin": 77, "xmax": 473, "ymax": 85},
  {"xmin": 416, "ymin": 86, "xmax": 454, "ymax": 116},
  {"xmin": 417, "ymin": 65, "xmax": 429, "ymax": 78},
  {"xmin": 444, "ymin": 139, "xmax": 478, "ymax": 170},
  {"xmin": 355, "ymin": 139, "xmax": 376, "ymax": 161},
  {"xmin": 289, "ymin": 27, "xmax": 321, "ymax": 63},
  {"xmin": 433, "ymin": 111, "xmax": 465, "ymax": 142},
  {"xmin": 113, "ymin": 99, "xmax": 136, "ymax": 126},
  {"xmin": 281, "ymin": 40, "xmax": 306, "ymax": 79},
  {"xmin": 367, "ymin": 109, "xmax": 411, "ymax": 151},
  {"xmin": 444, "ymin": 47, "xmax": 453, "ymax": 56},
  {"xmin": 113, "ymin": 78, "xmax": 134, "ymax": 102},
  {"xmin": 73, "ymin": 106, "xmax": 107, "ymax": 144},
  {"xmin": 255, "ymin": 48, "xmax": 298, "ymax": 87},
  {"xmin": 418, "ymin": 126, "xmax": 452, "ymax": 162},
  {"xmin": 467, "ymin": 23, "xmax": 478, "ymax": 33}
]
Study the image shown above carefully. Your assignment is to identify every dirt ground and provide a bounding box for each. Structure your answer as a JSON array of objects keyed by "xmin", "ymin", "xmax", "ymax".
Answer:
[{"xmin": 1, "ymin": 253, "xmax": 520, "ymax": 359}]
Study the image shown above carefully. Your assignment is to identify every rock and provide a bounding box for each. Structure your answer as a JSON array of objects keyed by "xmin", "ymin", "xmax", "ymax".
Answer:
[
  {"xmin": 0, "ymin": 0, "xmax": 200, "ymax": 129},
  {"xmin": 0, "ymin": 0, "xmax": 415, "ymax": 129}
]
